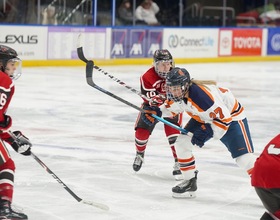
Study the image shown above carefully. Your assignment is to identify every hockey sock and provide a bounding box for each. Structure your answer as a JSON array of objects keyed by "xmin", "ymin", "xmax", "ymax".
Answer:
[{"xmin": 135, "ymin": 128, "xmax": 150, "ymax": 152}]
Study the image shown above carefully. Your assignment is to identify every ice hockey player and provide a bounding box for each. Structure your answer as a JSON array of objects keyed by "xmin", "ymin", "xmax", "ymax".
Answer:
[
  {"xmin": 133, "ymin": 49, "xmax": 183, "ymax": 180},
  {"xmin": 251, "ymin": 134, "xmax": 280, "ymax": 220},
  {"xmin": 0, "ymin": 45, "xmax": 32, "ymax": 219},
  {"xmin": 142, "ymin": 67, "xmax": 257, "ymax": 198}
]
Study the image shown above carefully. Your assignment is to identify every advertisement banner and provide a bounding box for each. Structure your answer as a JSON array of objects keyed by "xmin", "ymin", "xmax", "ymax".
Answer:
[
  {"xmin": 48, "ymin": 27, "xmax": 110, "ymax": 59},
  {"xmin": 111, "ymin": 28, "xmax": 163, "ymax": 58},
  {"xmin": 267, "ymin": 28, "xmax": 280, "ymax": 55},
  {"xmin": 0, "ymin": 25, "xmax": 47, "ymax": 60},
  {"xmin": 111, "ymin": 29, "xmax": 128, "ymax": 58},
  {"xmin": 162, "ymin": 28, "xmax": 218, "ymax": 58},
  {"xmin": 219, "ymin": 29, "xmax": 262, "ymax": 56}
]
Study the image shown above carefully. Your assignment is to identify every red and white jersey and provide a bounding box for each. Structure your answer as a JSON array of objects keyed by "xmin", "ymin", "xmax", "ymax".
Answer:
[
  {"xmin": 251, "ymin": 134, "xmax": 280, "ymax": 189},
  {"xmin": 0, "ymin": 70, "xmax": 14, "ymax": 131},
  {"xmin": 140, "ymin": 67, "xmax": 166, "ymax": 103},
  {"xmin": 161, "ymin": 84, "xmax": 246, "ymax": 139}
]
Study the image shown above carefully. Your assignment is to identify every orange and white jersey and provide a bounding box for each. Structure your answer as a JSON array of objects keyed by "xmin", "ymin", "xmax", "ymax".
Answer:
[{"xmin": 161, "ymin": 83, "xmax": 246, "ymax": 139}]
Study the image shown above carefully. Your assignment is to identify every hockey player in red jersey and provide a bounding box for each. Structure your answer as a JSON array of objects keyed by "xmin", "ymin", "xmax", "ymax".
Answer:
[
  {"xmin": 251, "ymin": 134, "xmax": 280, "ymax": 220},
  {"xmin": 0, "ymin": 45, "xmax": 32, "ymax": 220},
  {"xmin": 142, "ymin": 67, "xmax": 257, "ymax": 198},
  {"xmin": 133, "ymin": 49, "xmax": 183, "ymax": 180}
]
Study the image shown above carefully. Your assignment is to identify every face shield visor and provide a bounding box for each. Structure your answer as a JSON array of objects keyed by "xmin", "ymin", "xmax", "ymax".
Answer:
[
  {"xmin": 5, "ymin": 58, "xmax": 22, "ymax": 80},
  {"xmin": 166, "ymin": 81, "xmax": 190, "ymax": 103},
  {"xmin": 166, "ymin": 84, "xmax": 185, "ymax": 102},
  {"xmin": 154, "ymin": 59, "xmax": 173, "ymax": 79}
]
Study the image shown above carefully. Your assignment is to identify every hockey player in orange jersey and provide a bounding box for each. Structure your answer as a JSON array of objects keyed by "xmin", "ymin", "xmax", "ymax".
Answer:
[{"xmin": 141, "ymin": 67, "xmax": 257, "ymax": 198}]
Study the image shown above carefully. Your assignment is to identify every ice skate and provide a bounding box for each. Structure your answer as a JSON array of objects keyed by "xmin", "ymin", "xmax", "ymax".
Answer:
[
  {"xmin": 133, "ymin": 152, "xmax": 144, "ymax": 172},
  {"xmin": 172, "ymin": 170, "xmax": 198, "ymax": 198},
  {"xmin": 260, "ymin": 211, "xmax": 276, "ymax": 220},
  {"xmin": 0, "ymin": 200, "xmax": 28, "ymax": 220},
  {"xmin": 173, "ymin": 162, "xmax": 183, "ymax": 181}
]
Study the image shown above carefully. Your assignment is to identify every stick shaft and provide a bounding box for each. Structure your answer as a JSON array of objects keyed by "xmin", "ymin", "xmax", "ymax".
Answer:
[
  {"xmin": 85, "ymin": 61, "xmax": 187, "ymax": 133},
  {"xmin": 77, "ymin": 35, "xmax": 188, "ymax": 134},
  {"xmin": 31, "ymin": 152, "xmax": 83, "ymax": 202}
]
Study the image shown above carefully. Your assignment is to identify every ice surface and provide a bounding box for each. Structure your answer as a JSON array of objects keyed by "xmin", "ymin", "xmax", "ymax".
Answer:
[{"xmin": 7, "ymin": 61, "xmax": 280, "ymax": 219}]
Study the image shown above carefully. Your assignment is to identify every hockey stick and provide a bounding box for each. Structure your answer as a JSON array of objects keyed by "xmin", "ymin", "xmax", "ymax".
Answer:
[
  {"xmin": 30, "ymin": 152, "xmax": 109, "ymax": 210},
  {"xmin": 77, "ymin": 34, "xmax": 151, "ymax": 101},
  {"xmin": 77, "ymin": 48, "xmax": 148, "ymax": 100},
  {"xmin": 91, "ymin": 64, "xmax": 149, "ymax": 100},
  {"xmin": 76, "ymin": 34, "xmax": 148, "ymax": 100},
  {"xmin": 77, "ymin": 41, "xmax": 188, "ymax": 134},
  {"xmin": 8, "ymin": 132, "xmax": 109, "ymax": 211}
]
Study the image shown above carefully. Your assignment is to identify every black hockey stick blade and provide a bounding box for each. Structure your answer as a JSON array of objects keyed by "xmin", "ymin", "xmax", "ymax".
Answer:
[
  {"xmin": 77, "ymin": 34, "xmax": 89, "ymax": 63},
  {"xmin": 77, "ymin": 46, "xmax": 88, "ymax": 63},
  {"xmin": 85, "ymin": 60, "xmax": 142, "ymax": 111},
  {"xmin": 76, "ymin": 33, "xmax": 146, "ymax": 100}
]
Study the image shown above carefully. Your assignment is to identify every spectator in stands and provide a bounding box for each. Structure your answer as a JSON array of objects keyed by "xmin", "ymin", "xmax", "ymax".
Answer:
[
  {"xmin": 0, "ymin": 0, "xmax": 17, "ymax": 23},
  {"xmin": 259, "ymin": 1, "xmax": 280, "ymax": 25},
  {"xmin": 135, "ymin": 0, "xmax": 160, "ymax": 26},
  {"xmin": 117, "ymin": 0, "xmax": 134, "ymax": 25},
  {"xmin": 41, "ymin": 5, "xmax": 58, "ymax": 25}
]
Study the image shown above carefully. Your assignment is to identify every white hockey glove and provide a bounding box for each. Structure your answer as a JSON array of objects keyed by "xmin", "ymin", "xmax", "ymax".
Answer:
[{"xmin": 10, "ymin": 131, "xmax": 32, "ymax": 156}]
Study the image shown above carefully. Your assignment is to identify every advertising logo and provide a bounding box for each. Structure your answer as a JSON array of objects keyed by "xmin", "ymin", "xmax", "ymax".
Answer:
[
  {"xmin": 129, "ymin": 30, "xmax": 146, "ymax": 57},
  {"xmin": 0, "ymin": 35, "xmax": 38, "ymax": 44},
  {"xmin": 219, "ymin": 30, "xmax": 232, "ymax": 56},
  {"xmin": 111, "ymin": 29, "xmax": 127, "ymax": 57},
  {"xmin": 147, "ymin": 30, "xmax": 162, "ymax": 57},
  {"xmin": 168, "ymin": 35, "xmax": 214, "ymax": 48},
  {"xmin": 232, "ymin": 29, "xmax": 262, "ymax": 56},
  {"xmin": 267, "ymin": 28, "xmax": 280, "ymax": 55},
  {"xmin": 221, "ymin": 36, "xmax": 230, "ymax": 49},
  {"xmin": 168, "ymin": 35, "xmax": 179, "ymax": 48},
  {"xmin": 219, "ymin": 29, "xmax": 262, "ymax": 56},
  {"xmin": 271, "ymin": 33, "xmax": 280, "ymax": 51}
]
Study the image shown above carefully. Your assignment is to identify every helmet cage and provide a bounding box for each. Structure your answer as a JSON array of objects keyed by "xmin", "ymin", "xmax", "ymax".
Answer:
[
  {"xmin": 166, "ymin": 68, "xmax": 190, "ymax": 102},
  {"xmin": 153, "ymin": 49, "xmax": 174, "ymax": 78},
  {"xmin": 5, "ymin": 58, "xmax": 22, "ymax": 80},
  {"xmin": 154, "ymin": 59, "xmax": 174, "ymax": 78},
  {"xmin": 166, "ymin": 82, "xmax": 189, "ymax": 102},
  {"xmin": 0, "ymin": 45, "xmax": 21, "ymax": 80}
]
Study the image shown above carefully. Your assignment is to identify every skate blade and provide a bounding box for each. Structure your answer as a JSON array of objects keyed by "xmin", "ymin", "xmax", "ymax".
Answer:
[
  {"xmin": 174, "ymin": 174, "xmax": 184, "ymax": 181},
  {"xmin": 172, "ymin": 191, "xmax": 196, "ymax": 198}
]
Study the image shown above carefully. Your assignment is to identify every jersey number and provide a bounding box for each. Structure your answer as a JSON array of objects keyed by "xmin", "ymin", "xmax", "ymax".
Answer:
[
  {"xmin": 146, "ymin": 91, "xmax": 157, "ymax": 99},
  {"xmin": 0, "ymin": 93, "xmax": 7, "ymax": 107},
  {"xmin": 267, "ymin": 144, "xmax": 280, "ymax": 155},
  {"xmin": 209, "ymin": 107, "xmax": 225, "ymax": 119}
]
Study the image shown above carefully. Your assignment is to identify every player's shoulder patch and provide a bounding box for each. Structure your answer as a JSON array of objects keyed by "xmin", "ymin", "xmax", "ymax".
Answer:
[{"xmin": 188, "ymin": 84, "xmax": 214, "ymax": 111}]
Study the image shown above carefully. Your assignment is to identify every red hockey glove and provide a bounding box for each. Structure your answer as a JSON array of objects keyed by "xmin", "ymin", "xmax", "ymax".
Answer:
[{"xmin": 149, "ymin": 94, "xmax": 166, "ymax": 106}]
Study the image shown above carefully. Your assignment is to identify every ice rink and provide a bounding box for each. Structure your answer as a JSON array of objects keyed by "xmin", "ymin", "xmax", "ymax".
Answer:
[{"xmin": 7, "ymin": 61, "xmax": 280, "ymax": 219}]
